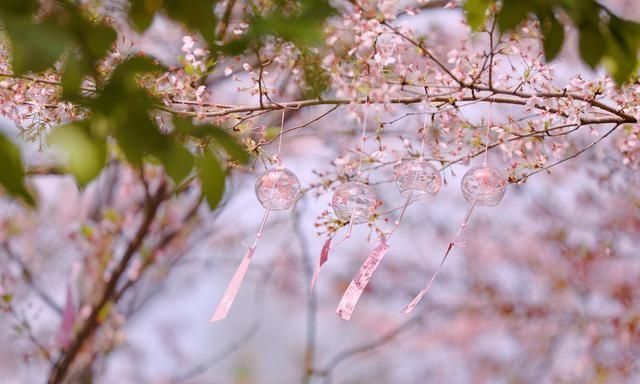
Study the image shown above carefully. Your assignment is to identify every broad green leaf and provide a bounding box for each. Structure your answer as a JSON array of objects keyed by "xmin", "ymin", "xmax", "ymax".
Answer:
[
  {"xmin": 540, "ymin": 13, "xmax": 564, "ymax": 61},
  {"xmin": 578, "ymin": 25, "xmax": 605, "ymax": 68},
  {"xmin": 223, "ymin": 0, "xmax": 336, "ymax": 54},
  {"xmin": 300, "ymin": 50, "xmax": 330, "ymax": 99},
  {"xmin": 0, "ymin": 132, "xmax": 34, "ymax": 205},
  {"xmin": 604, "ymin": 15, "xmax": 640, "ymax": 84},
  {"xmin": 198, "ymin": 151, "xmax": 225, "ymax": 209},
  {"xmin": 173, "ymin": 117, "xmax": 249, "ymax": 163},
  {"xmin": 128, "ymin": 0, "xmax": 161, "ymax": 32},
  {"xmin": 48, "ymin": 124, "xmax": 107, "ymax": 187},
  {"xmin": 464, "ymin": 0, "xmax": 492, "ymax": 31},
  {"xmin": 2, "ymin": 18, "xmax": 69, "ymax": 75},
  {"xmin": 0, "ymin": 0, "xmax": 39, "ymax": 15},
  {"xmin": 107, "ymin": 56, "xmax": 163, "ymax": 85},
  {"xmin": 112, "ymin": 112, "xmax": 167, "ymax": 165},
  {"xmin": 497, "ymin": 0, "xmax": 531, "ymax": 31},
  {"xmin": 81, "ymin": 23, "xmax": 118, "ymax": 61},
  {"xmin": 157, "ymin": 144, "xmax": 195, "ymax": 185},
  {"xmin": 162, "ymin": 0, "xmax": 218, "ymax": 47},
  {"xmin": 61, "ymin": 54, "xmax": 88, "ymax": 100}
]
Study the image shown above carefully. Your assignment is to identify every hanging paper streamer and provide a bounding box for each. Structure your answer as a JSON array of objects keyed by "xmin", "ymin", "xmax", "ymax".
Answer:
[
  {"xmin": 310, "ymin": 237, "xmax": 332, "ymax": 289},
  {"xmin": 56, "ymin": 285, "xmax": 77, "ymax": 348},
  {"xmin": 210, "ymin": 247, "xmax": 256, "ymax": 321},
  {"xmin": 210, "ymin": 167, "xmax": 300, "ymax": 322},
  {"xmin": 336, "ymin": 240, "xmax": 390, "ymax": 320}
]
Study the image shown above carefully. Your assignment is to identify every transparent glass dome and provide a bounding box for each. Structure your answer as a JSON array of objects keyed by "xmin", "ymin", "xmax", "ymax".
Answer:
[
  {"xmin": 394, "ymin": 159, "xmax": 442, "ymax": 202},
  {"xmin": 332, "ymin": 182, "xmax": 377, "ymax": 223},
  {"xmin": 254, "ymin": 168, "xmax": 301, "ymax": 210},
  {"xmin": 460, "ymin": 166, "xmax": 507, "ymax": 207}
]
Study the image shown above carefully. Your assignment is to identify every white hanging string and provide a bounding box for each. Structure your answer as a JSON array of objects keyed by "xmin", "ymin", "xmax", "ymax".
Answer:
[
  {"xmin": 483, "ymin": 99, "xmax": 492, "ymax": 167},
  {"xmin": 419, "ymin": 107, "xmax": 429, "ymax": 160},
  {"xmin": 210, "ymin": 109, "xmax": 288, "ymax": 322}
]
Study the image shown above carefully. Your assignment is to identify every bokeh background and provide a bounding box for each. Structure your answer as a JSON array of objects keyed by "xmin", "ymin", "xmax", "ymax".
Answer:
[{"xmin": 1, "ymin": 1, "xmax": 640, "ymax": 383}]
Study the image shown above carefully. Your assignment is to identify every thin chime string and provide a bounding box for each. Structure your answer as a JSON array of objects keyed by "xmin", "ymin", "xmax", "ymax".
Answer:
[
  {"xmin": 388, "ymin": 107, "xmax": 430, "ymax": 237},
  {"xmin": 335, "ymin": 104, "xmax": 429, "ymax": 320},
  {"xmin": 211, "ymin": 110, "xmax": 287, "ymax": 322},
  {"xmin": 483, "ymin": 99, "xmax": 492, "ymax": 167},
  {"xmin": 345, "ymin": 98, "xmax": 370, "ymax": 240},
  {"xmin": 402, "ymin": 100, "xmax": 494, "ymax": 314},
  {"xmin": 419, "ymin": 107, "xmax": 429, "ymax": 160}
]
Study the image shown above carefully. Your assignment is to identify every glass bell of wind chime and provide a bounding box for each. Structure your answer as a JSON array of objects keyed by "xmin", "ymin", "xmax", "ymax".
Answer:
[
  {"xmin": 331, "ymin": 181, "xmax": 377, "ymax": 223},
  {"xmin": 255, "ymin": 168, "xmax": 301, "ymax": 210},
  {"xmin": 394, "ymin": 158, "xmax": 442, "ymax": 202},
  {"xmin": 210, "ymin": 113, "xmax": 301, "ymax": 322},
  {"xmin": 461, "ymin": 166, "xmax": 507, "ymax": 207}
]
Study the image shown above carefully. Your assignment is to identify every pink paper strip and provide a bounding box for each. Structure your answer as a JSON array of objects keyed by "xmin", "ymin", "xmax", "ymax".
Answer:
[
  {"xmin": 401, "ymin": 242, "xmax": 454, "ymax": 314},
  {"xmin": 210, "ymin": 247, "xmax": 255, "ymax": 322},
  {"xmin": 336, "ymin": 241, "xmax": 390, "ymax": 321},
  {"xmin": 56, "ymin": 285, "xmax": 76, "ymax": 348},
  {"xmin": 402, "ymin": 200, "xmax": 477, "ymax": 314},
  {"xmin": 310, "ymin": 237, "xmax": 332, "ymax": 290}
]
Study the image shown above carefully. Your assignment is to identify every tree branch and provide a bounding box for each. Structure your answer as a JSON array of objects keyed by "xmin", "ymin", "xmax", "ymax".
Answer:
[{"xmin": 47, "ymin": 180, "xmax": 168, "ymax": 384}]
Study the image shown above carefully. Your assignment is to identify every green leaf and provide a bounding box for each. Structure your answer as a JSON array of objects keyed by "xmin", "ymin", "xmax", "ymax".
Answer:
[
  {"xmin": 61, "ymin": 54, "xmax": 88, "ymax": 100},
  {"xmin": 0, "ymin": 0, "xmax": 39, "ymax": 15},
  {"xmin": 223, "ymin": 0, "xmax": 336, "ymax": 54},
  {"xmin": 603, "ymin": 15, "xmax": 640, "ymax": 84},
  {"xmin": 497, "ymin": 0, "xmax": 531, "ymax": 31},
  {"xmin": 198, "ymin": 151, "xmax": 225, "ymax": 209},
  {"xmin": 0, "ymin": 132, "xmax": 34, "ymax": 206},
  {"xmin": 2, "ymin": 17, "xmax": 69, "ymax": 75},
  {"xmin": 173, "ymin": 117, "xmax": 249, "ymax": 163},
  {"xmin": 112, "ymin": 112, "xmax": 167, "ymax": 165},
  {"xmin": 128, "ymin": 0, "xmax": 161, "ymax": 32},
  {"xmin": 300, "ymin": 50, "xmax": 330, "ymax": 99},
  {"xmin": 578, "ymin": 25, "xmax": 605, "ymax": 68},
  {"xmin": 157, "ymin": 144, "xmax": 195, "ymax": 184},
  {"xmin": 82, "ymin": 23, "xmax": 118, "ymax": 61},
  {"xmin": 540, "ymin": 13, "xmax": 564, "ymax": 61},
  {"xmin": 464, "ymin": 0, "xmax": 492, "ymax": 31},
  {"xmin": 48, "ymin": 124, "xmax": 107, "ymax": 187},
  {"xmin": 162, "ymin": 0, "xmax": 218, "ymax": 46}
]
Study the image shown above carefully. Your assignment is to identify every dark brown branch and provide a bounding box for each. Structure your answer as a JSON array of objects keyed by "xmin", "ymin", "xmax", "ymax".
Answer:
[{"xmin": 47, "ymin": 180, "xmax": 168, "ymax": 384}]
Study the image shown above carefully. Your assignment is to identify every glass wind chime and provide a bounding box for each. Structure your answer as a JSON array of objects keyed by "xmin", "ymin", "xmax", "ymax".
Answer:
[
  {"xmin": 211, "ymin": 102, "xmax": 508, "ymax": 322},
  {"xmin": 210, "ymin": 111, "xmax": 301, "ymax": 322},
  {"xmin": 402, "ymin": 102, "xmax": 508, "ymax": 314},
  {"xmin": 311, "ymin": 104, "xmax": 445, "ymax": 320}
]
